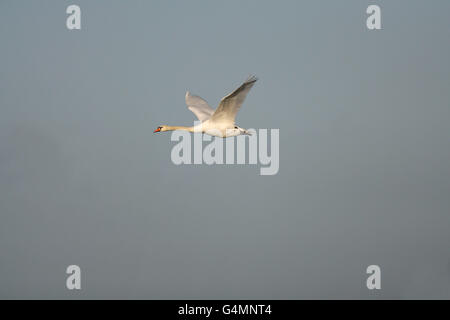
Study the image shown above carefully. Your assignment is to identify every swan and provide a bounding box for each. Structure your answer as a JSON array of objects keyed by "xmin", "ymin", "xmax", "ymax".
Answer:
[{"xmin": 154, "ymin": 76, "xmax": 258, "ymax": 138}]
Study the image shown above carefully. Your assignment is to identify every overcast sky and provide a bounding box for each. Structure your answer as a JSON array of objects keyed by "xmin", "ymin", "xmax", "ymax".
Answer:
[{"xmin": 1, "ymin": 0, "xmax": 450, "ymax": 299}]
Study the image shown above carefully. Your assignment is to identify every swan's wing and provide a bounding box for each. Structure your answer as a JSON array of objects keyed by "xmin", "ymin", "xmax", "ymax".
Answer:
[
  {"xmin": 185, "ymin": 91, "xmax": 215, "ymax": 122},
  {"xmin": 210, "ymin": 76, "xmax": 257, "ymax": 125}
]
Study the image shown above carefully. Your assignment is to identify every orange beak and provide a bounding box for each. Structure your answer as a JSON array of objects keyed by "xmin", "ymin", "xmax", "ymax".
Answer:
[{"xmin": 154, "ymin": 127, "xmax": 161, "ymax": 133}]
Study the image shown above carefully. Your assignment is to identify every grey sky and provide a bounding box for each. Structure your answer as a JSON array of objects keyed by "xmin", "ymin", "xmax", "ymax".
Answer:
[{"xmin": 1, "ymin": 0, "xmax": 450, "ymax": 299}]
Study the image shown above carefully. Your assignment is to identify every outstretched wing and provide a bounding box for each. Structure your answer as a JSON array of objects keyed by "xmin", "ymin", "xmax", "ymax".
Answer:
[
  {"xmin": 185, "ymin": 91, "xmax": 215, "ymax": 122},
  {"xmin": 210, "ymin": 76, "xmax": 257, "ymax": 124}
]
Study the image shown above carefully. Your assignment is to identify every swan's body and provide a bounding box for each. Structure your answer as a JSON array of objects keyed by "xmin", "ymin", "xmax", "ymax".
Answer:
[{"xmin": 154, "ymin": 76, "xmax": 257, "ymax": 138}]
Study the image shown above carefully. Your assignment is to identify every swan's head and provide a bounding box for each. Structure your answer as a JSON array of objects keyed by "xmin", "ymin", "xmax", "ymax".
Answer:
[{"xmin": 153, "ymin": 126, "xmax": 165, "ymax": 133}]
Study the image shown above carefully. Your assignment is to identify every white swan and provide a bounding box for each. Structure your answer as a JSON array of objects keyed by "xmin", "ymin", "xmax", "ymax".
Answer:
[{"xmin": 154, "ymin": 76, "xmax": 257, "ymax": 137}]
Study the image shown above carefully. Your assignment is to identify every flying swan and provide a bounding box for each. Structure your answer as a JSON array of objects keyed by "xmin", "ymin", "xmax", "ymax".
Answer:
[{"xmin": 154, "ymin": 76, "xmax": 258, "ymax": 138}]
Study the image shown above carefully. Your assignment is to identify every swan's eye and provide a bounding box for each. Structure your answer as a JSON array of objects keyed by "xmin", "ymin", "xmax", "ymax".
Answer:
[{"xmin": 234, "ymin": 126, "xmax": 238, "ymax": 129}]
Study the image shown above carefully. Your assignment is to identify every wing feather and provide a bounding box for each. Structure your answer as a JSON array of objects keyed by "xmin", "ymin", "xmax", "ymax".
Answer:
[
  {"xmin": 210, "ymin": 76, "xmax": 257, "ymax": 124},
  {"xmin": 185, "ymin": 91, "xmax": 215, "ymax": 122}
]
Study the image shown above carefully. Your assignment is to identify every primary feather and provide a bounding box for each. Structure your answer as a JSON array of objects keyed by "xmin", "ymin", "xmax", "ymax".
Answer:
[
  {"xmin": 185, "ymin": 91, "xmax": 214, "ymax": 122},
  {"xmin": 210, "ymin": 75, "xmax": 258, "ymax": 125}
]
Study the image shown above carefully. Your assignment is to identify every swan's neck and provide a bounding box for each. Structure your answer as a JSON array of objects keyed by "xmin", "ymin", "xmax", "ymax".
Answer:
[{"xmin": 164, "ymin": 125, "xmax": 195, "ymax": 132}]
